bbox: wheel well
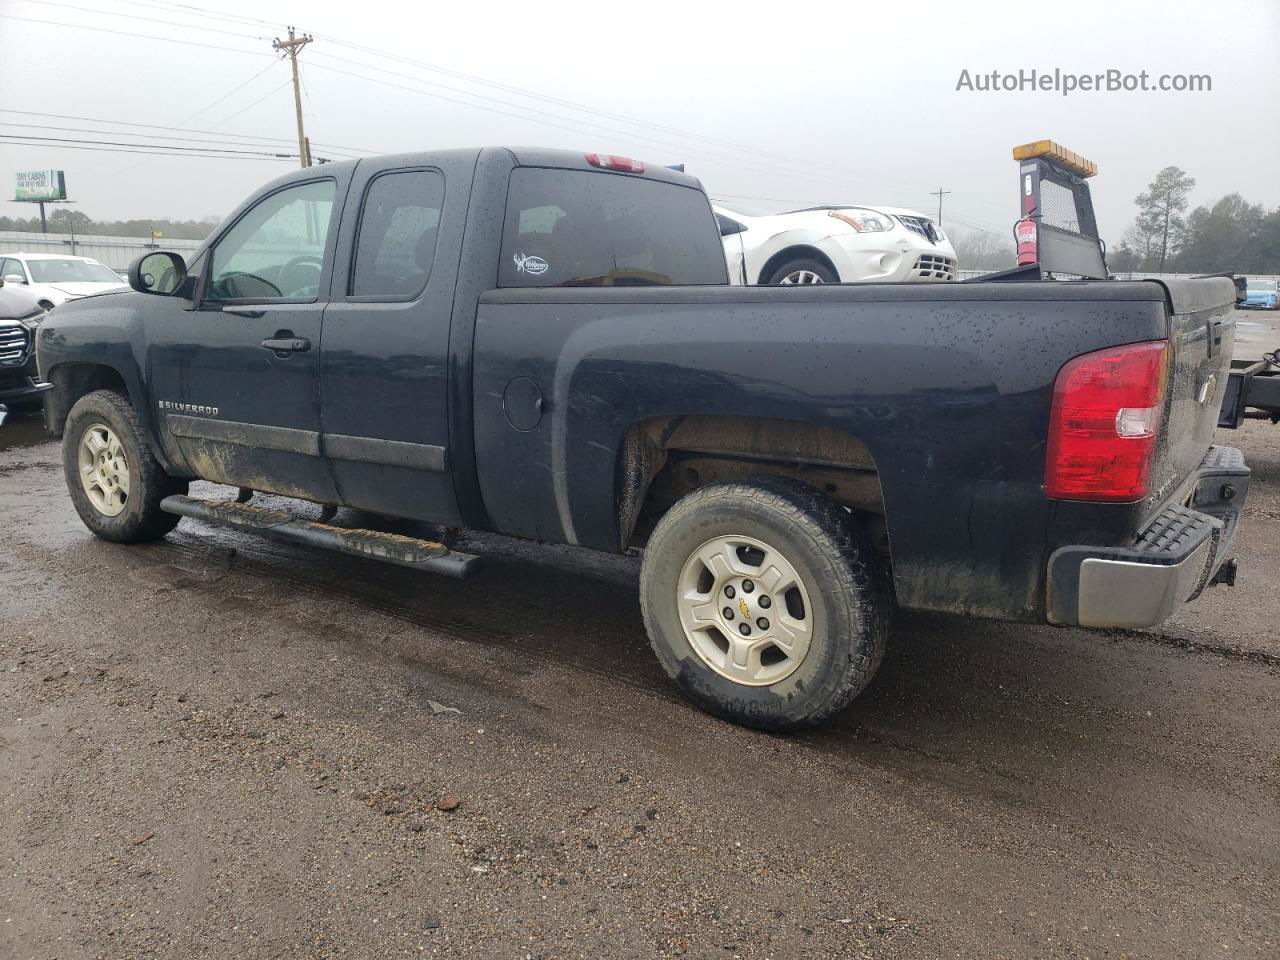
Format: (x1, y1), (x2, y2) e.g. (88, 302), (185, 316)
(45, 363), (128, 438)
(618, 414), (886, 550)
(758, 246), (839, 284)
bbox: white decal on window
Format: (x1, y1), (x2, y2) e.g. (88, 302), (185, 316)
(513, 252), (549, 276)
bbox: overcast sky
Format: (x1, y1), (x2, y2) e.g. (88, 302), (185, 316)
(1, 0), (1278, 247)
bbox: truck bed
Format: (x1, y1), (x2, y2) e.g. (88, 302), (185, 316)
(470, 277), (1236, 622)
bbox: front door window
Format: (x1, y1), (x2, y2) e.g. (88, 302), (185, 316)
(208, 180), (335, 302)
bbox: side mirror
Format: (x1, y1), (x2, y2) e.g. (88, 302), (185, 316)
(128, 251), (188, 296)
(3, 274), (26, 285)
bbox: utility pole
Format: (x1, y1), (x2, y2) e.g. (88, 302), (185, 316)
(273, 26), (313, 168)
(930, 187), (952, 226)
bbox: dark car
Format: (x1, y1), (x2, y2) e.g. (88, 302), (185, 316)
(0, 278), (49, 424)
(36, 147), (1249, 730)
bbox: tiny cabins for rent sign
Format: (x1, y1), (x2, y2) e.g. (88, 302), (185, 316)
(15, 170), (67, 202)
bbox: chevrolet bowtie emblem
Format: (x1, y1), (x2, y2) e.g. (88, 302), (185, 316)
(1198, 374), (1217, 405)
(738, 597), (750, 618)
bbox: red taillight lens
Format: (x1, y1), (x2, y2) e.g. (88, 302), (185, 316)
(1044, 340), (1169, 502)
(585, 153), (645, 174)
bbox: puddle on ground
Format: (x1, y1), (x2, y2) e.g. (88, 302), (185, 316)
(0, 411), (52, 452)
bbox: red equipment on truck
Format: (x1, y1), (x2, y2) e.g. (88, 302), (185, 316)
(1011, 140), (1107, 279)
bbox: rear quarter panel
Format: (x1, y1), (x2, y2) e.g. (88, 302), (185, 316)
(472, 282), (1171, 621)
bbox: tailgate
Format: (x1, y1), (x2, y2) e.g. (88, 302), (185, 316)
(1146, 276), (1237, 509)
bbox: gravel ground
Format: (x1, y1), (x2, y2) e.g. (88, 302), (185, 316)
(0, 311), (1277, 959)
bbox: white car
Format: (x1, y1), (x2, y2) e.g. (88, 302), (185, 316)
(714, 204), (958, 285)
(0, 253), (127, 310)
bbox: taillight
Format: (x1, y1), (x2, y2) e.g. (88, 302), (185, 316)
(585, 153), (645, 174)
(1044, 340), (1169, 502)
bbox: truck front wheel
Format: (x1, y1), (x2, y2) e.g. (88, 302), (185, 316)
(62, 389), (187, 543)
(639, 478), (887, 730)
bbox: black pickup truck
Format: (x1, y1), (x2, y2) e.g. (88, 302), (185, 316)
(36, 147), (1248, 729)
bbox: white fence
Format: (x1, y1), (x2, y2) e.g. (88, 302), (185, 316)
(956, 269), (1280, 284)
(0, 231), (204, 272)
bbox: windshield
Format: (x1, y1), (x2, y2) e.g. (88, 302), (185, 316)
(1248, 279), (1278, 292)
(26, 259), (122, 284)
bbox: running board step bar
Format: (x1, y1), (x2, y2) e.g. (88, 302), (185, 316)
(160, 495), (483, 578)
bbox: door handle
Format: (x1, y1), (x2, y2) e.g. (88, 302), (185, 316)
(261, 335), (311, 355)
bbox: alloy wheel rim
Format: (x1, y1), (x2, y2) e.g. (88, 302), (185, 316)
(676, 534), (814, 686)
(78, 422), (130, 517)
(780, 270), (825, 284)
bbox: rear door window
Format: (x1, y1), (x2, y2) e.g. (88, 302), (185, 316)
(350, 169), (446, 299)
(498, 168), (726, 287)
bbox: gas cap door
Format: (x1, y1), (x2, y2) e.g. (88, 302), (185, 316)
(502, 377), (544, 432)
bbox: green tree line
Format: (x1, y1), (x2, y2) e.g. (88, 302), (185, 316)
(0, 208), (218, 241)
(1111, 166), (1280, 275)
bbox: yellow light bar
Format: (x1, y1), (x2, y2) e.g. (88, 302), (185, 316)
(1012, 140), (1098, 178)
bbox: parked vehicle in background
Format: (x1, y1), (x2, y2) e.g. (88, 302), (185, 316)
(714, 204), (958, 284)
(1240, 278), (1279, 309)
(0, 253), (127, 311)
(0, 276), (50, 413)
(38, 147), (1247, 730)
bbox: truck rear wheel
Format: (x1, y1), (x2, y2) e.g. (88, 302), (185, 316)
(639, 477), (887, 730)
(62, 389), (187, 543)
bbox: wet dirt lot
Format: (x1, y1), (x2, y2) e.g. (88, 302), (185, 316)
(1, 312), (1277, 959)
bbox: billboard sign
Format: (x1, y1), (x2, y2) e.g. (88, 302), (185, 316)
(15, 170), (67, 202)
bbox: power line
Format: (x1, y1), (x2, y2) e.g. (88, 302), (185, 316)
(0, 109), (374, 155)
(945, 219), (1011, 239)
(108, 0), (899, 189)
(0, 137), (296, 162)
(311, 43), (808, 167)
(0, 120), (363, 160)
(0, 12), (271, 58)
(0, 133), (298, 158)
(22, 0), (268, 42)
(203, 79), (295, 132)
(304, 38), (950, 201)
(94, 0), (847, 171)
(302, 59), (889, 198)
(15, 0), (985, 216)
(107, 0), (283, 31)
(175, 60), (281, 126)
(16, 1), (942, 204)
(296, 52), (944, 203)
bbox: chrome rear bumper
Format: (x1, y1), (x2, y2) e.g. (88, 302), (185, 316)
(1047, 446), (1248, 628)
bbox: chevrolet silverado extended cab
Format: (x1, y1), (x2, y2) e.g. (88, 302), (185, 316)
(37, 147), (1248, 729)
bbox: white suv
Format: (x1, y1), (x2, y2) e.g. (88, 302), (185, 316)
(715, 204), (958, 285)
(0, 253), (127, 310)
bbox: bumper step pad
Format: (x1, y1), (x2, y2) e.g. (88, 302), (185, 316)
(1047, 445), (1249, 628)
(160, 495), (482, 578)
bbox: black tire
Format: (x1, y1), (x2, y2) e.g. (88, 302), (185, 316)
(639, 477), (888, 730)
(62, 389), (187, 543)
(765, 258), (837, 285)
